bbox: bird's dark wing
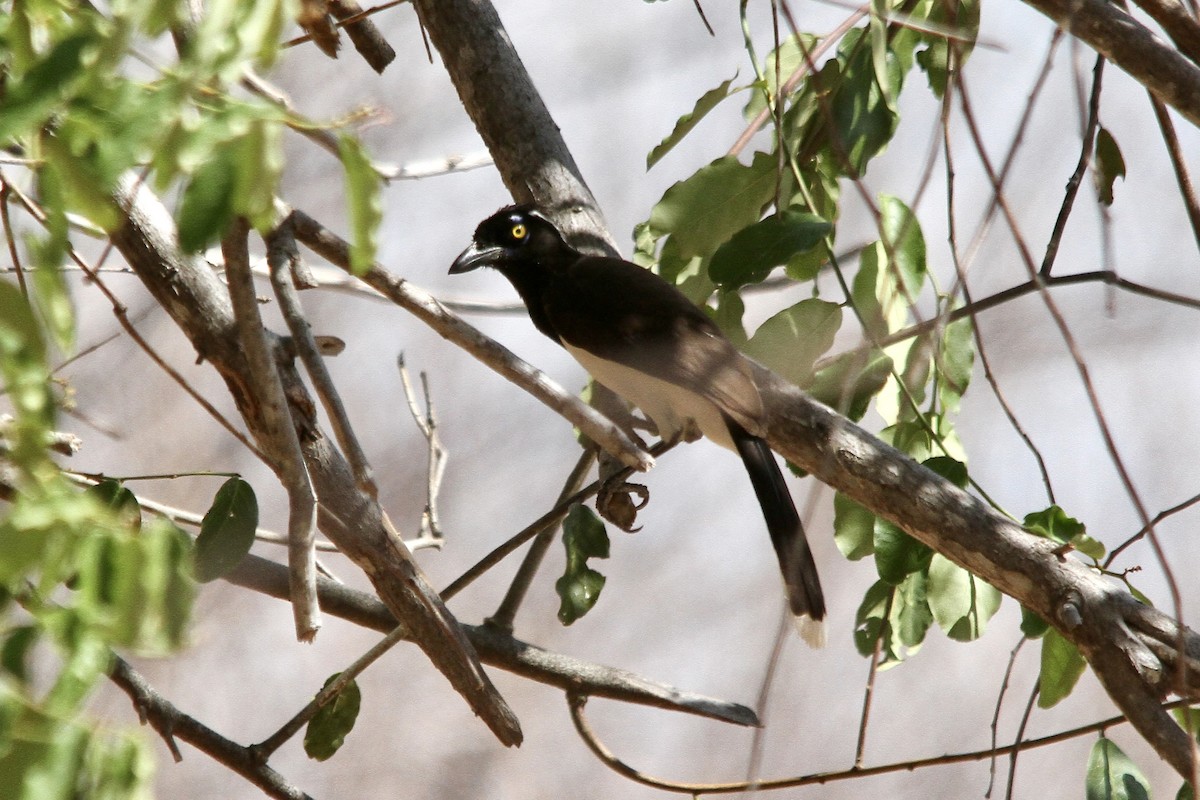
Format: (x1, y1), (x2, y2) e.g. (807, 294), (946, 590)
(541, 255), (764, 430)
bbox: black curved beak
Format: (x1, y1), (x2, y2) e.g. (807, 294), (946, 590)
(449, 242), (502, 274)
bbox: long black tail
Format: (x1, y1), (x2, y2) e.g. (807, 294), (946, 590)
(726, 416), (826, 634)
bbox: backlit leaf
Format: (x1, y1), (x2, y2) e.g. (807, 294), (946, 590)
(1086, 737), (1150, 800)
(555, 504), (609, 625)
(708, 210), (830, 289)
(193, 478), (258, 582)
(1038, 627), (1086, 708)
(927, 553), (1001, 641)
(305, 673), (362, 761)
(648, 76), (738, 169)
(339, 135), (382, 275)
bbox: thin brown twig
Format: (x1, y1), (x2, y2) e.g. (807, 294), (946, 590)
(440, 440), (674, 602)
(1039, 54), (1106, 278)
(1002, 684), (1041, 800)
(397, 353), (447, 548)
(1149, 94), (1200, 257)
(985, 637), (1028, 798)
(0, 180), (29, 297)
(567, 691), (1190, 795)
(109, 656), (313, 800)
(487, 448), (595, 632)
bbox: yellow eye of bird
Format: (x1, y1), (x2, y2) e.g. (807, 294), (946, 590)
(511, 223), (527, 241)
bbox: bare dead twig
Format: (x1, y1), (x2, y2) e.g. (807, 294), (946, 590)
(109, 656), (314, 800)
(224, 550), (760, 727)
(396, 354), (446, 548)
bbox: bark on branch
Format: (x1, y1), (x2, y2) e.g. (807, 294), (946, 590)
(416, 0), (1200, 778)
(108, 175), (522, 747)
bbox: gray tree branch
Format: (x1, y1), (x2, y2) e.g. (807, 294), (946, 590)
(108, 175), (522, 747)
(224, 551), (760, 727)
(413, 0), (1200, 778)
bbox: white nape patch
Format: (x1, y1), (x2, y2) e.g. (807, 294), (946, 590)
(563, 343), (735, 451)
(794, 615), (827, 649)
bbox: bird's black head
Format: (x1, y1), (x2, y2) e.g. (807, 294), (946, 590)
(449, 205), (570, 275)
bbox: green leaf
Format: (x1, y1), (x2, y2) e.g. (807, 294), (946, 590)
(0, 34), (92, 141)
(833, 493), (876, 560)
(233, 116), (284, 231)
(708, 210), (830, 289)
(339, 135), (382, 275)
(926, 553), (1001, 641)
(938, 314), (975, 413)
(647, 152), (777, 259)
(1178, 783), (1194, 800)
(853, 574), (930, 666)
(913, 0), (980, 97)
(745, 33), (820, 119)
(648, 76), (738, 169)
(1020, 605), (1050, 638)
(923, 455), (968, 488)
(304, 673), (362, 761)
(85, 480), (141, 532)
(0, 627), (39, 685)
(828, 30), (902, 176)
(874, 522), (931, 585)
(1086, 737), (1150, 800)
(193, 478), (258, 582)
(808, 348), (893, 420)
(1094, 127), (1126, 206)
(555, 504), (610, 625)
(177, 149), (238, 253)
(743, 298), (841, 386)
(1038, 627), (1087, 708)
(1025, 505), (1105, 560)
(879, 195), (927, 299)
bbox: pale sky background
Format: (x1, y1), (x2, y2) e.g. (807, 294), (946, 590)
(71, 0), (1200, 797)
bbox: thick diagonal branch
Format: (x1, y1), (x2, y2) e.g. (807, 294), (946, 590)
(108, 175), (521, 747)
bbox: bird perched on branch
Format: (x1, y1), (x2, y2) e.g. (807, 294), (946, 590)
(450, 204), (825, 645)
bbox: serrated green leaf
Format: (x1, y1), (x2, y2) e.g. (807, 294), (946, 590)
(338, 135), (382, 275)
(927, 553), (1001, 641)
(193, 478), (258, 582)
(555, 504), (610, 624)
(304, 673), (362, 761)
(1038, 627), (1087, 708)
(177, 149), (238, 253)
(1086, 737), (1150, 800)
(708, 210), (830, 289)
(648, 76), (738, 169)
(1094, 127), (1126, 206)
(647, 152), (777, 259)
(744, 298), (841, 386)
(874, 522), (931, 585)
(834, 492), (876, 560)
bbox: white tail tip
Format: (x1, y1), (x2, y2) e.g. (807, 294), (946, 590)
(794, 615), (826, 648)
